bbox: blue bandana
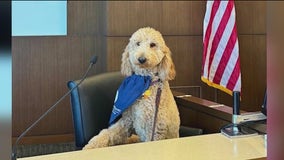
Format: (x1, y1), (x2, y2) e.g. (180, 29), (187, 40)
(109, 74), (151, 125)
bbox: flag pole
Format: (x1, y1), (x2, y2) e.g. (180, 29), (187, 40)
(221, 91), (257, 138)
(202, 0), (266, 138)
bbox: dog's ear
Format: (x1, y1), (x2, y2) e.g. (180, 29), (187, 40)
(159, 46), (176, 81)
(121, 44), (133, 76)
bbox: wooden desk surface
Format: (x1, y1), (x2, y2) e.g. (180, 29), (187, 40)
(19, 133), (266, 160)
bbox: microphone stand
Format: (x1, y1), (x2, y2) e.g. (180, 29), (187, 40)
(12, 55), (98, 160)
(221, 91), (258, 138)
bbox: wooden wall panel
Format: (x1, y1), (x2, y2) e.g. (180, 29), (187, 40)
(235, 1), (266, 34)
(12, 36), (101, 136)
(106, 1), (162, 36)
(68, 1), (106, 36)
(106, 37), (129, 72)
(13, 1), (107, 138)
(13, 37), (70, 136)
(161, 1), (205, 35)
(107, 1), (205, 36)
(243, 35), (266, 108)
(164, 36), (203, 86)
(67, 1), (107, 73)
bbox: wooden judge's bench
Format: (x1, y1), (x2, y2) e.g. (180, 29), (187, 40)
(19, 91), (267, 160)
(172, 90), (257, 134)
(19, 133), (266, 160)
(175, 91), (235, 133)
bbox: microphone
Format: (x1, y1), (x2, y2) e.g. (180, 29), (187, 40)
(90, 55), (98, 64)
(12, 55), (98, 160)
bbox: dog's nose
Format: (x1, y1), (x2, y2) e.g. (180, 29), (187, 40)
(138, 57), (147, 64)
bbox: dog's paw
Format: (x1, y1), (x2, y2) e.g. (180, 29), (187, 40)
(82, 143), (97, 150)
(82, 129), (110, 150)
(125, 134), (140, 144)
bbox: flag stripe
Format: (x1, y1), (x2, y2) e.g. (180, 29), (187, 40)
(227, 56), (240, 90)
(212, 23), (237, 84)
(201, 0), (241, 95)
(204, 1), (227, 79)
(202, 1), (221, 75)
(203, 1), (214, 41)
(208, 7), (236, 82)
(207, 1), (233, 78)
(220, 40), (239, 86)
(204, 1), (229, 79)
(233, 74), (241, 91)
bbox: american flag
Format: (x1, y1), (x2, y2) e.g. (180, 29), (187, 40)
(201, 0), (241, 95)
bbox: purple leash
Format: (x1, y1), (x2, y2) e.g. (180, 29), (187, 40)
(151, 86), (162, 141)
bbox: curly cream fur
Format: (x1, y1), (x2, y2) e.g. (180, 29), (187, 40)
(83, 27), (180, 149)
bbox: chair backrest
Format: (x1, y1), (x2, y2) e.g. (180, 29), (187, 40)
(67, 71), (124, 149)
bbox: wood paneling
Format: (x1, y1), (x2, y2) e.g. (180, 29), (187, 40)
(68, 1), (106, 36)
(235, 1), (266, 34)
(164, 36), (203, 86)
(12, 36), (101, 136)
(161, 1), (205, 35)
(13, 2), (107, 138)
(67, 1), (107, 73)
(106, 1), (162, 36)
(107, 1), (205, 36)
(13, 37), (68, 136)
(106, 37), (129, 72)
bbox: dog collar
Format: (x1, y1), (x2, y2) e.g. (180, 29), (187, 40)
(143, 77), (162, 99)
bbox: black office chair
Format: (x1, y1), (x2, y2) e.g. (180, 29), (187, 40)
(67, 71), (202, 150)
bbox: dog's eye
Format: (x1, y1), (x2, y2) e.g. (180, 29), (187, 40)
(150, 42), (156, 48)
(136, 42), (140, 46)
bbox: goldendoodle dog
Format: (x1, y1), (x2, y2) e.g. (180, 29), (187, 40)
(83, 27), (180, 149)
